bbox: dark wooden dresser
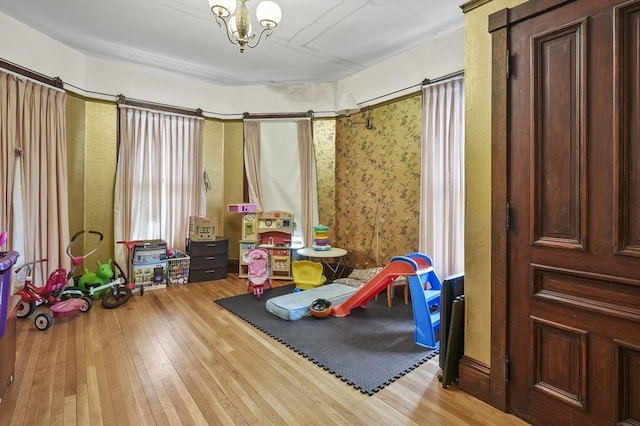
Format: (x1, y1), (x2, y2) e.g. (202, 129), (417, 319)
(186, 238), (228, 282)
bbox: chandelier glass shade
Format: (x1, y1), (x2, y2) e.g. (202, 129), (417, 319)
(209, 0), (282, 52)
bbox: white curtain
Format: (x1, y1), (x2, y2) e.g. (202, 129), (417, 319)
(114, 106), (205, 266)
(297, 120), (319, 248)
(243, 118), (318, 246)
(243, 120), (263, 212)
(0, 71), (69, 286)
(420, 77), (465, 278)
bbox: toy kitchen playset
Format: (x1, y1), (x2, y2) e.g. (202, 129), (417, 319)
(230, 205), (301, 280)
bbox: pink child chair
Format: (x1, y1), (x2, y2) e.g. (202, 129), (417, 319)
(246, 248), (272, 298)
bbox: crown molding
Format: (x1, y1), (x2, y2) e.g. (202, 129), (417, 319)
(460, 0), (493, 14)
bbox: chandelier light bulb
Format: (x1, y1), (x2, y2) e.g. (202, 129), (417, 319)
(256, 1), (282, 28)
(209, 0), (236, 17)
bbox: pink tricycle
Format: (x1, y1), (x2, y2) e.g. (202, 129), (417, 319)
(14, 230), (101, 330)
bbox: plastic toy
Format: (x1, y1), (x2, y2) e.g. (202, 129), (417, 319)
(331, 252), (443, 349)
(15, 260), (93, 330)
(309, 298), (332, 318)
(13, 230), (101, 331)
(66, 259), (132, 309)
(312, 225), (331, 250)
(292, 260), (326, 290)
(78, 259), (114, 299)
(246, 248), (272, 298)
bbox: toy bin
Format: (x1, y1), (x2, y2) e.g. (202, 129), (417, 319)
(0, 251), (19, 338)
(167, 254), (190, 284)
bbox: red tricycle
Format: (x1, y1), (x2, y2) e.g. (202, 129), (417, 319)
(14, 230), (102, 330)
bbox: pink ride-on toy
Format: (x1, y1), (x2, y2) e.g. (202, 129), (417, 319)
(14, 230), (101, 330)
(246, 248), (272, 299)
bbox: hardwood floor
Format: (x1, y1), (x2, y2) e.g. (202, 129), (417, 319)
(0, 275), (528, 425)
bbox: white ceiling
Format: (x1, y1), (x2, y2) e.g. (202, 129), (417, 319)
(0, 0), (464, 87)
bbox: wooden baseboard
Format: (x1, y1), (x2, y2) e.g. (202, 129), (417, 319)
(228, 259), (239, 273)
(458, 356), (491, 405)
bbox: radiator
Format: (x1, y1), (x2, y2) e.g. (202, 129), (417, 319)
(438, 273), (465, 388)
(440, 295), (465, 388)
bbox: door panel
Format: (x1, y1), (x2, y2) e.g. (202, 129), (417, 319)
(530, 20), (586, 250)
(615, 2), (640, 257)
(507, 0), (640, 424)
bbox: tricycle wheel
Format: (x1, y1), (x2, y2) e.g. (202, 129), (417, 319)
(16, 300), (35, 318)
(79, 297), (93, 313)
(102, 286), (132, 309)
(34, 312), (53, 330)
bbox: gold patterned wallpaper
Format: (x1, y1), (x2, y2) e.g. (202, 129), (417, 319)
(333, 94), (422, 269)
(312, 118), (336, 231)
(65, 95), (86, 247)
(221, 120), (244, 261)
(65, 95), (118, 264)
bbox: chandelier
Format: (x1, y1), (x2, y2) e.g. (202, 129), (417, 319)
(209, 0), (282, 53)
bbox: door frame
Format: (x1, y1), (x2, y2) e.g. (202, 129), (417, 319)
(488, 0), (576, 413)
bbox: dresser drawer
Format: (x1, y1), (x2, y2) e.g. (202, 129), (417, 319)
(190, 254), (227, 269)
(187, 239), (228, 256)
(189, 267), (228, 282)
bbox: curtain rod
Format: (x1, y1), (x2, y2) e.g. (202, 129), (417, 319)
(0, 59), (63, 89)
(360, 83), (421, 105)
(422, 70), (465, 86)
(243, 111), (314, 120)
(117, 94), (203, 118)
(358, 69), (464, 106)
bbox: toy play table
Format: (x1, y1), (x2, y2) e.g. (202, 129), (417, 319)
(297, 247), (347, 280)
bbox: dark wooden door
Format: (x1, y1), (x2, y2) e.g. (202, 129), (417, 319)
(506, 0), (640, 423)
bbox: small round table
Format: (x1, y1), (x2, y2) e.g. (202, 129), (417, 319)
(296, 247), (347, 280)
